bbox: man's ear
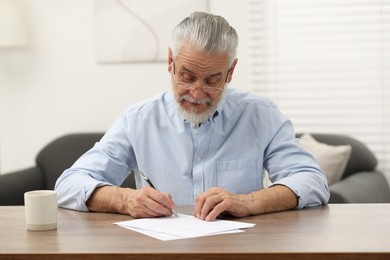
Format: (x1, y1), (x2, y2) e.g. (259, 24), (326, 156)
(168, 48), (174, 73)
(226, 58), (238, 83)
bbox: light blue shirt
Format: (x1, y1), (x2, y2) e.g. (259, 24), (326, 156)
(55, 88), (329, 211)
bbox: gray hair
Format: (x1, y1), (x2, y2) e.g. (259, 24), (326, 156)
(171, 12), (238, 67)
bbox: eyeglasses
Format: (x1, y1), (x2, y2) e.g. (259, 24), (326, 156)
(174, 81), (225, 94)
(173, 62), (229, 94)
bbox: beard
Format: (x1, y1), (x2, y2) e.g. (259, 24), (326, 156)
(175, 94), (217, 126)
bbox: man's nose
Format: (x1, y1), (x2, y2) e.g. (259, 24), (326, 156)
(189, 82), (207, 99)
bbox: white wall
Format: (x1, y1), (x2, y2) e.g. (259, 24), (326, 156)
(0, 0), (249, 173)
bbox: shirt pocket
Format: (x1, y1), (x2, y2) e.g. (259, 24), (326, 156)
(216, 158), (260, 194)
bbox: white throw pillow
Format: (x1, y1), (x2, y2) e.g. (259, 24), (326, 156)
(299, 134), (352, 185)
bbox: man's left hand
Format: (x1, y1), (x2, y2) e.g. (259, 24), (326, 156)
(193, 187), (253, 221)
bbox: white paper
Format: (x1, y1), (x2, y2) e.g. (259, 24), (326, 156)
(114, 213), (255, 241)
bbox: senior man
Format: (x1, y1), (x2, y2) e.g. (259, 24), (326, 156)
(55, 11), (329, 221)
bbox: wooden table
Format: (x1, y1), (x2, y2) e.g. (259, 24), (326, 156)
(1, 204), (389, 259)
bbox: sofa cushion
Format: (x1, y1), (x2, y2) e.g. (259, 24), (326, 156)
(298, 133), (378, 179)
(299, 133), (352, 185)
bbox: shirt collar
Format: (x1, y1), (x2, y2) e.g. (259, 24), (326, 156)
(213, 89), (229, 122)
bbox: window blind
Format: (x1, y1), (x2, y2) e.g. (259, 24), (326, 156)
(248, 0), (390, 178)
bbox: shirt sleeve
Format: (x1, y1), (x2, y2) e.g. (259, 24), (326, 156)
(263, 103), (330, 208)
(54, 109), (136, 211)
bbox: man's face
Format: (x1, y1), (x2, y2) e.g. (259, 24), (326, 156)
(168, 46), (236, 125)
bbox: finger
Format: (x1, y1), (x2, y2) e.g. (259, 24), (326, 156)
(130, 187), (173, 217)
(129, 196), (166, 218)
(194, 188), (224, 219)
(159, 192), (177, 211)
(145, 188), (176, 216)
(132, 205), (165, 218)
(204, 201), (227, 221)
(200, 194), (223, 220)
(193, 192), (207, 218)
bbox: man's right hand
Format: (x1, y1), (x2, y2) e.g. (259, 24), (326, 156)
(86, 186), (176, 218)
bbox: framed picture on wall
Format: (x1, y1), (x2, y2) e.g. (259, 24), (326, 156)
(94, 0), (209, 63)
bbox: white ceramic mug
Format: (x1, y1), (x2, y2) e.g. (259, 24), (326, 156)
(24, 190), (58, 231)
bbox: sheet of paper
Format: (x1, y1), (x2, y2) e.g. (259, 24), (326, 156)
(118, 225), (244, 241)
(114, 213), (255, 241)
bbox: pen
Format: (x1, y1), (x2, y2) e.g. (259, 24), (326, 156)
(139, 171), (179, 217)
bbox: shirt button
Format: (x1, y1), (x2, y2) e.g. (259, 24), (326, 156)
(197, 157), (202, 161)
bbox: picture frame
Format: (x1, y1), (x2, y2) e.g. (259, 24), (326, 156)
(94, 0), (209, 63)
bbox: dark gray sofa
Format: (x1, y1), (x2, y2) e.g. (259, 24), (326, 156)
(0, 133), (135, 205)
(1, 133), (389, 205)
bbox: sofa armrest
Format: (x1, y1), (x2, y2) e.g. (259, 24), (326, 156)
(0, 167), (45, 205)
(329, 171), (390, 203)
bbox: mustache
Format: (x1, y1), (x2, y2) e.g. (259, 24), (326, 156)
(179, 95), (212, 105)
